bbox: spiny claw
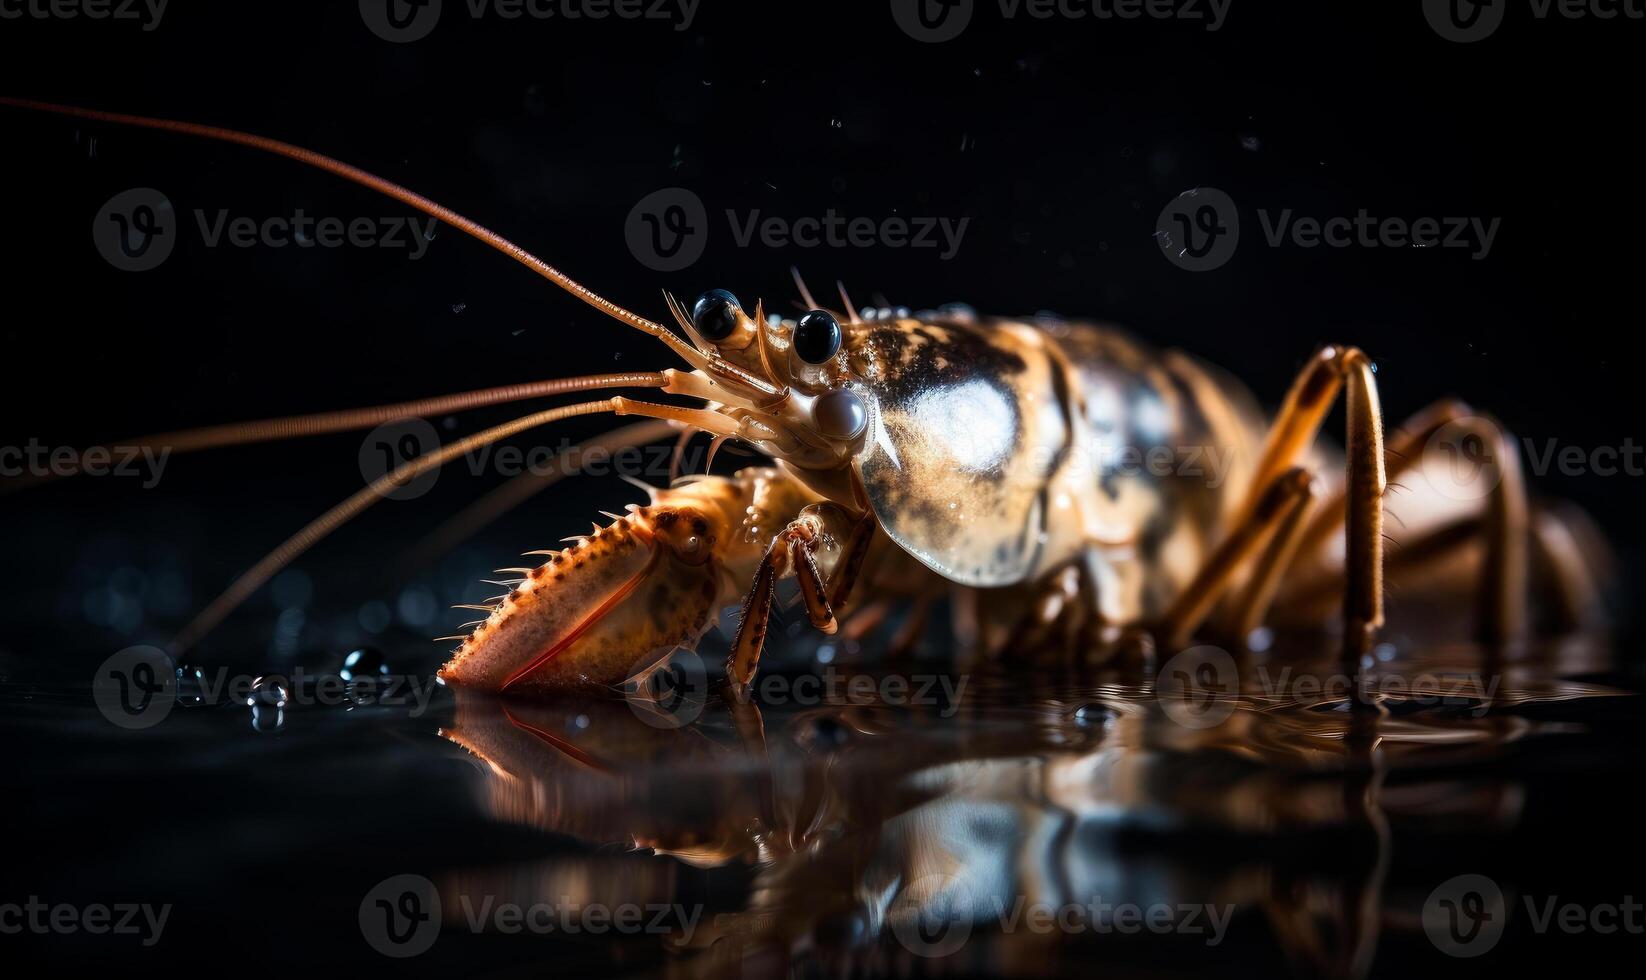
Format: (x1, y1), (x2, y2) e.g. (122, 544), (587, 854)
(438, 481), (750, 693)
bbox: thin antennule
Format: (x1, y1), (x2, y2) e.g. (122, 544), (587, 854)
(131, 373), (667, 455)
(169, 397), (738, 652)
(400, 420), (674, 572)
(752, 298), (784, 382)
(0, 97), (706, 366)
(662, 291), (712, 351)
(790, 266), (821, 310)
(836, 282), (860, 324)
(0, 372), (669, 493)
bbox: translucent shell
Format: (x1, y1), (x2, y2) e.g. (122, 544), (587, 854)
(853, 318), (1069, 586)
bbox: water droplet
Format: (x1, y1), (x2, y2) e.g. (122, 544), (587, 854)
(246, 675), (290, 708)
(340, 647), (390, 683)
(251, 704), (285, 734)
(1072, 703), (1112, 728)
(175, 665), (208, 706)
(806, 716), (851, 749)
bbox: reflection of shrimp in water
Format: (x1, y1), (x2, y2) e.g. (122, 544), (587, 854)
(0, 97), (1609, 696)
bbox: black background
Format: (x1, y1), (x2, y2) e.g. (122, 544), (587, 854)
(2, 3), (1645, 977)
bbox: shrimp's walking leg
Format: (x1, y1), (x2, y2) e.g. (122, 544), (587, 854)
(1212, 346), (1388, 665)
(1002, 564), (1084, 662)
(727, 506), (876, 698)
(1218, 481), (1320, 644)
(1283, 400), (1528, 644)
(1530, 504), (1606, 631)
(827, 509), (878, 615)
(1157, 468), (1319, 651)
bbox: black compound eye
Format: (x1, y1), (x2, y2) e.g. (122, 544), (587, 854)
(794, 310), (842, 364)
(691, 289), (742, 342)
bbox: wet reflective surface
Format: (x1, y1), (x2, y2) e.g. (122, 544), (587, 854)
(7, 627), (1645, 976)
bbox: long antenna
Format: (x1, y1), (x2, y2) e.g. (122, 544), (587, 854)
(0, 97), (705, 365)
